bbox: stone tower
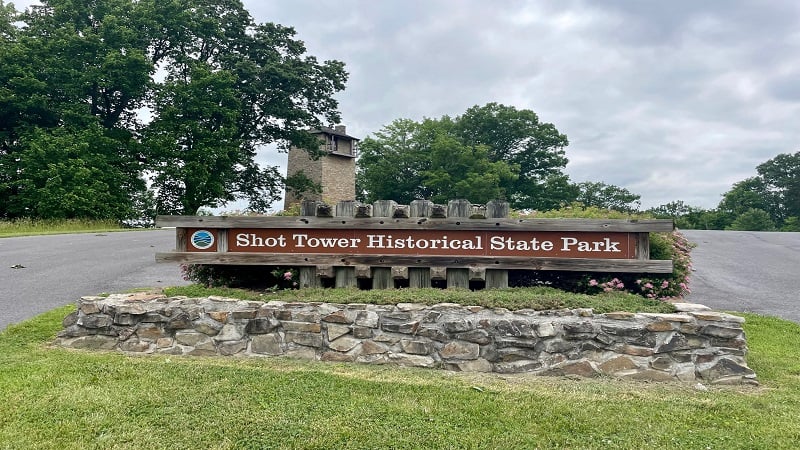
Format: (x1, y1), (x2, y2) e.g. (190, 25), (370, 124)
(284, 125), (359, 209)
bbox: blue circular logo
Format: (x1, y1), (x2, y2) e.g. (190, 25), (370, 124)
(190, 230), (215, 250)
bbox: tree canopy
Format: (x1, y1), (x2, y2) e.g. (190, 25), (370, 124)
(0, 0), (347, 218)
(356, 103), (572, 209)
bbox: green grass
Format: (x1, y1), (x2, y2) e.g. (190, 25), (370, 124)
(164, 285), (677, 314)
(0, 218), (124, 237)
(1, 306), (799, 448)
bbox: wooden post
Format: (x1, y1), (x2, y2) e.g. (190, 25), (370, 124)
(335, 267), (357, 288)
(446, 199), (470, 289)
(485, 200), (510, 289)
(371, 200), (397, 289)
(372, 200), (398, 218)
(409, 200), (433, 288)
(298, 200), (320, 289)
(176, 228), (188, 252)
(636, 233), (650, 260)
(332, 201), (358, 288)
(300, 200), (318, 217)
(409, 199), (432, 218)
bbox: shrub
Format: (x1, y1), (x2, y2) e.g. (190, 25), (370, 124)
(513, 205), (694, 300)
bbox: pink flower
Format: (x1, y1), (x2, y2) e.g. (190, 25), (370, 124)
(589, 279), (598, 287)
(644, 282), (653, 289)
(616, 282), (624, 289)
(661, 280), (669, 289)
(283, 271), (293, 280)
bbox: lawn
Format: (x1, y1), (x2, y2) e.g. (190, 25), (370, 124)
(1, 305), (798, 449)
(0, 218), (124, 238)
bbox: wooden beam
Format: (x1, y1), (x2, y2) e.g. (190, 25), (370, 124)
(156, 252), (674, 273)
(155, 216), (674, 232)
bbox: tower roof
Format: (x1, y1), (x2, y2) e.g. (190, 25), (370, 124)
(310, 126), (360, 141)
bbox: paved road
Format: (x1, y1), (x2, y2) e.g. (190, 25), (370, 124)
(0, 230), (188, 331)
(683, 230), (800, 323)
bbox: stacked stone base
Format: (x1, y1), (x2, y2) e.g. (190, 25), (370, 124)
(55, 294), (757, 384)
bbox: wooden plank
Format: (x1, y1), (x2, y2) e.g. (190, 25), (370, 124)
(447, 200), (471, 289)
(409, 200), (433, 218)
(371, 267), (392, 289)
(486, 200), (510, 219)
(336, 200), (358, 218)
(485, 270), (508, 289)
(409, 268), (431, 287)
(372, 200), (397, 218)
(300, 200), (321, 289)
(636, 233), (650, 260)
(217, 229), (228, 253)
(176, 228), (188, 252)
(447, 199), (471, 218)
(300, 200), (318, 216)
(156, 252), (674, 273)
(447, 269), (470, 289)
(409, 200), (432, 288)
(335, 267), (357, 288)
(485, 200), (509, 289)
(156, 216), (674, 232)
(299, 267), (320, 288)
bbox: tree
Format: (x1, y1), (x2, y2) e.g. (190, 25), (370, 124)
(422, 133), (517, 204)
(573, 181), (641, 213)
(0, 0), (347, 218)
(646, 201), (721, 229)
(357, 104), (570, 208)
(726, 208), (776, 231)
(356, 119), (433, 203)
(453, 103), (571, 209)
(755, 151), (800, 223)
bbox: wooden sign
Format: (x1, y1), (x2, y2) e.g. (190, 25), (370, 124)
(186, 228), (638, 259)
(160, 215), (674, 274)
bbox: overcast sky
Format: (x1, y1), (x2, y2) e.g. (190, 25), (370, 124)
(241, 0), (800, 210)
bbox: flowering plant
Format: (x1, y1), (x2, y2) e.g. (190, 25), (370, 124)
(582, 231), (694, 300)
(269, 267), (299, 290)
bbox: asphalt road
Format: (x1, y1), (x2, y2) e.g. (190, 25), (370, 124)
(1, 229), (798, 331)
(0, 230), (188, 331)
(683, 230), (800, 323)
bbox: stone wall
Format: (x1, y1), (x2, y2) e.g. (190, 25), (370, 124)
(55, 294), (757, 385)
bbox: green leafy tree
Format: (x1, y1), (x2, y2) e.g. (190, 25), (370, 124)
(726, 208), (776, 231)
(0, 0), (347, 218)
(357, 104), (569, 207)
(646, 201), (720, 230)
(422, 134), (517, 204)
(356, 119), (433, 203)
(718, 177), (769, 216)
(755, 151), (800, 223)
(453, 103), (571, 209)
(574, 181), (641, 213)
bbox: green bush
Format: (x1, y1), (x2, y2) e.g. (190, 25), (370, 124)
(514, 205), (693, 300)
